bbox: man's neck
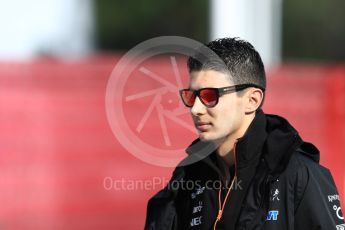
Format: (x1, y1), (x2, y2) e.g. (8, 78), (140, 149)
(216, 137), (236, 166)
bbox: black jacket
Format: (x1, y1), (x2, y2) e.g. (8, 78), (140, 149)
(145, 110), (344, 229)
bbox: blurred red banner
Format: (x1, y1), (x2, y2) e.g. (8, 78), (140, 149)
(0, 57), (344, 229)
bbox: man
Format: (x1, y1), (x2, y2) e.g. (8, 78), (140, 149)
(145, 38), (344, 229)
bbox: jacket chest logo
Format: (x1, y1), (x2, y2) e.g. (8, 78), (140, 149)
(190, 186), (205, 227)
(266, 210), (279, 221)
(270, 188), (280, 201)
(267, 179), (280, 221)
(191, 186), (205, 199)
(269, 179), (280, 202)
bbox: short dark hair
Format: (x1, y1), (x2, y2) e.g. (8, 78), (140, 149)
(187, 37), (266, 91)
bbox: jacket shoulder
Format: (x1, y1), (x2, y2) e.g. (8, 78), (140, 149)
(280, 145), (334, 212)
(288, 147), (344, 228)
(294, 146), (334, 182)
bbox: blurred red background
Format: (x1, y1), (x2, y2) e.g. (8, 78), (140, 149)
(0, 56), (344, 229)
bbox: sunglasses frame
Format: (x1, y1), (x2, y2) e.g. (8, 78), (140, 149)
(179, 83), (264, 108)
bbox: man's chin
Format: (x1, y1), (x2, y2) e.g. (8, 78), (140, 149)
(199, 132), (226, 144)
(199, 133), (215, 142)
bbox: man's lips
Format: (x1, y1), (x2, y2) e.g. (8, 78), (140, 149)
(195, 122), (212, 131)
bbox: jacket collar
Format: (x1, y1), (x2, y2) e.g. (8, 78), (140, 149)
(185, 109), (309, 176)
(235, 109), (267, 168)
(263, 114), (303, 174)
(184, 109), (267, 178)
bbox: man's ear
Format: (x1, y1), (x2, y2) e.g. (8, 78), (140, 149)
(245, 88), (264, 113)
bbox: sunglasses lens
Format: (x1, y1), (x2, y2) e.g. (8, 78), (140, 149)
(180, 90), (196, 107)
(200, 89), (218, 107)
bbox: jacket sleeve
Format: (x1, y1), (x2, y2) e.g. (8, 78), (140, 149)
(144, 167), (185, 230)
(145, 186), (178, 230)
(294, 156), (344, 229)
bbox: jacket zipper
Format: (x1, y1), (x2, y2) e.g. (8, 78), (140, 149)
(213, 141), (238, 230)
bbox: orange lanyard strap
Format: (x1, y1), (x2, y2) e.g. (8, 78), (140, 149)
(213, 142), (238, 230)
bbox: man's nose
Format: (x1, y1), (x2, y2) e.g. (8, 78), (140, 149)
(191, 96), (207, 116)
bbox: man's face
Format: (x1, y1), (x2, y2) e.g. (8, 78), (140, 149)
(189, 70), (247, 142)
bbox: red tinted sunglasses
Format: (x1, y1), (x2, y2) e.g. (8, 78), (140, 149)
(179, 83), (264, 108)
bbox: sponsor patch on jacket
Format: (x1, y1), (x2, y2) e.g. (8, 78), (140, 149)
(266, 210), (279, 221)
(328, 194), (340, 203)
(190, 216), (202, 227)
(336, 224), (345, 230)
(333, 205), (344, 220)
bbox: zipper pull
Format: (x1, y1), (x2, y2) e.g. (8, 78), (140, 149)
(216, 209), (223, 220)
